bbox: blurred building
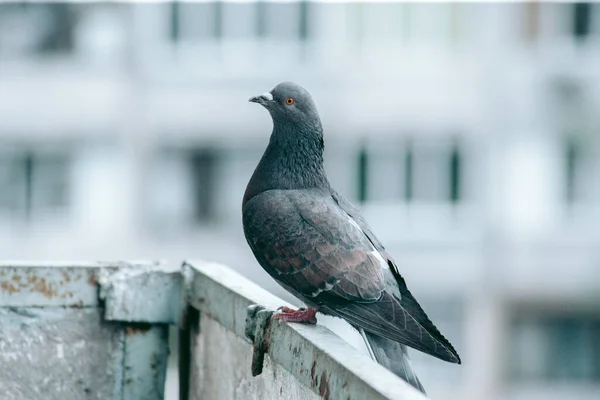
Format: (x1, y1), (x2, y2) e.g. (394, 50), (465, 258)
(0, 2), (599, 400)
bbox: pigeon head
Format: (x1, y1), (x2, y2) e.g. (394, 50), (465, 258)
(243, 81), (329, 207)
(249, 81), (321, 128)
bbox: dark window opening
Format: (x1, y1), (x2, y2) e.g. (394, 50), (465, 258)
(169, 1), (222, 42)
(299, 0), (309, 40)
(169, 1), (180, 42)
(36, 4), (77, 54)
(0, 151), (70, 220)
(404, 142), (414, 202)
(509, 311), (600, 382)
(357, 146), (368, 203)
(565, 137), (579, 204)
(256, 1), (266, 38)
(213, 1), (223, 39)
(188, 148), (219, 223)
(573, 2), (592, 40)
(23, 152), (34, 220)
(449, 143), (462, 203)
(523, 2), (540, 43)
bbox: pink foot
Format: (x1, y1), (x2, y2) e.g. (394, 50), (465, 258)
(273, 307), (318, 324)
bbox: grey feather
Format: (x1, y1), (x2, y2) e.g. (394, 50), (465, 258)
(362, 329), (426, 394)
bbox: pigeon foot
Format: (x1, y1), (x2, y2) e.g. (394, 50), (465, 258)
(273, 306), (318, 324)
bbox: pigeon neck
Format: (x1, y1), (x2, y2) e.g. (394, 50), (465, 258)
(243, 123), (329, 208)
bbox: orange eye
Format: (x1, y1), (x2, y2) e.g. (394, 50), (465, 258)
(285, 97), (295, 105)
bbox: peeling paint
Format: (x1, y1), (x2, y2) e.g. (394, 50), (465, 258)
(0, 267), (101, 307)
(0, 281), (19, 294)
(0, 263), (160, 309)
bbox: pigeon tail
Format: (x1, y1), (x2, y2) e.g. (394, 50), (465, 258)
(361, 329), (426, 395)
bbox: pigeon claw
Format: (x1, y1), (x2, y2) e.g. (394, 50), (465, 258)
(273, 306), (318, 324)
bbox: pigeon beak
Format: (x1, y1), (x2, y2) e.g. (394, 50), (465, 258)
(249, 92), (274, 106)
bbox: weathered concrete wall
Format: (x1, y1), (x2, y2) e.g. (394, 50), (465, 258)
(0, 262), (172, 400)
(189, 314), (319, 400)
(0, 307), (123, 400)
(185, 261), (428, 400)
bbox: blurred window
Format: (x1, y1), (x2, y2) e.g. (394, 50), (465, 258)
(573, 2), (592, 40)
(403, 141), (414, 202)
(509, 311), (600, 382)
(169, 1), (223, 42)
(449, 142), (462, 204)
(358, 138), (464, 204)
(449, 3), (461, 42)
(565, 136), (579, 205)
(188, 147), (220, 224)
(522, 2), (540, 43)
(405, 139), (463, 204)
(357, 145), (368, 203)
(563, 135), (599, 205)
(256, 0), (307, 40)
(0, 150), (70, 220)
(0, 3), (77, 56)
(346, 3), (364, 43)
(146, 146), (221, 232)
(168, 1), (311, 42)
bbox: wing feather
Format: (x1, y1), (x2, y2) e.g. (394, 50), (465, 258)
(243, 188), (461, 364)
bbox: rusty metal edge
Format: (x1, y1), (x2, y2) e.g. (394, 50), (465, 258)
(185, 260), (428, 400)
(0, 261), (163, 308)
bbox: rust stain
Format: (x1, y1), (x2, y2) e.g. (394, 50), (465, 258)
(1, 281), (19, 294)
(319, 371), (331, 400)
(125, 324), (152, 336)
(59, 291), (75, 300)
(31, 277), (58, 299)
(87, 272), (97, 287)
(1, 270), (86, 301)
(61, 271), (71, 283)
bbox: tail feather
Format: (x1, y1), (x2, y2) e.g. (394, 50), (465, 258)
(361, 329), (426, 395)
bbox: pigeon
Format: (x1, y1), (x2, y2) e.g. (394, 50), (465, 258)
(242, 82), (461, 394)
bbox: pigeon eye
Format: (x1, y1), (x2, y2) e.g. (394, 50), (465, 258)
(285, 97), (295, 105)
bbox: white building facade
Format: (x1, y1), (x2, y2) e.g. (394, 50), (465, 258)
(0, 3), (599, 400)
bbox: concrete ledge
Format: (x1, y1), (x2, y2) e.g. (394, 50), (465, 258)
(185, 260), (428, 400)
(0, 261), (126, 308)
(0, 261), (182, 324)
(0, 261), (171, 400)
(98, 262), (182, 324)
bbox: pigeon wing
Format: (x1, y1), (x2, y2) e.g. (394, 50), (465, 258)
(243, 189), (460, 363)
(243, 189), (385, 302)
